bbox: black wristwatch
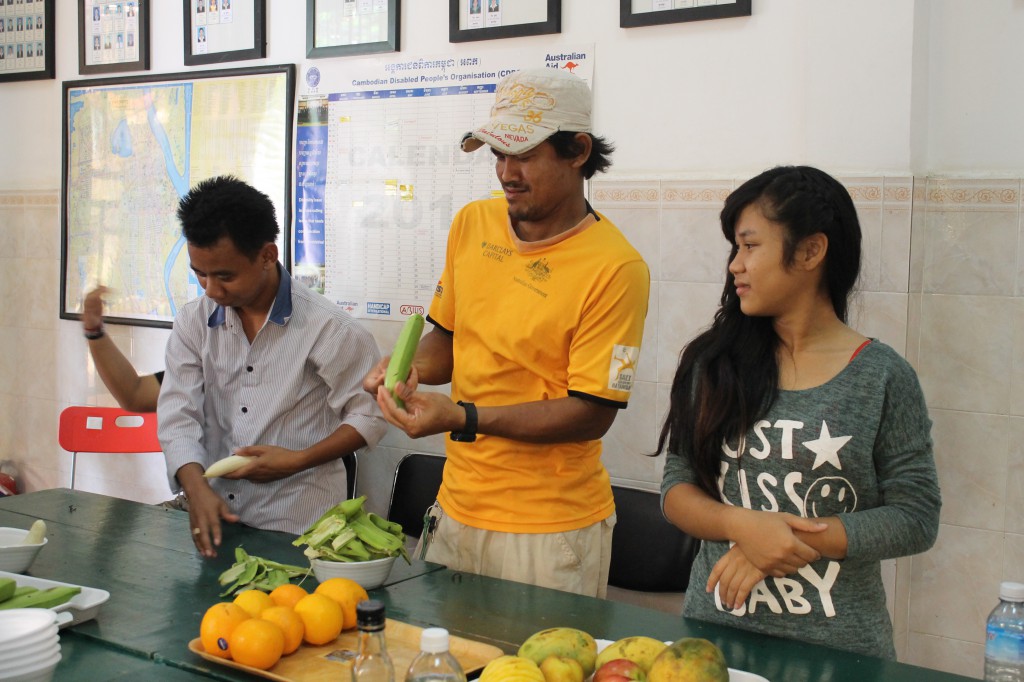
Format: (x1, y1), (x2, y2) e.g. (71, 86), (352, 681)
(450, 401), (477, 443)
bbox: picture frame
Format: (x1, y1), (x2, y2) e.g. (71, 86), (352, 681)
(620, 0), (751, 28)
(306, 0), (400, 59)
(60, 64), (295, 328)
(78, 0), (149, 75)
(449, 0), (560, 43)
(0, 0), (54, 83)
(183, 0), (265, 66)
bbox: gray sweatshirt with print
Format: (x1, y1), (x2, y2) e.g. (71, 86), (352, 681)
(661, 340), (941, 659)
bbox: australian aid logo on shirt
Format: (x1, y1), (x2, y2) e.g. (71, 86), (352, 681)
(713, 419), (857, 620)
(607, 344), (639, 392)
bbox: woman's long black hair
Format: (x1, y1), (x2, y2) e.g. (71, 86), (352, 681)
(656, 166), (862, 500)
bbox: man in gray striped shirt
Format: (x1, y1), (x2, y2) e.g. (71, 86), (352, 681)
(157, 176), (388, 558)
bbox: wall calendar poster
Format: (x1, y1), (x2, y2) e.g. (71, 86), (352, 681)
(293, 45), (594, 321)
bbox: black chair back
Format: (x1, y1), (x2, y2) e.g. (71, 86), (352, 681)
(387, 453), (445, 539)
(341, 452), (357, 499)
(608, 485), (700, 592)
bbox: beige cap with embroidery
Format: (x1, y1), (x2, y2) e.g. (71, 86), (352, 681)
(461, 67), (592, 155)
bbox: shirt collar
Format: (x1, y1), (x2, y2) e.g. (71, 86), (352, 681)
(207, 263), (292, 328)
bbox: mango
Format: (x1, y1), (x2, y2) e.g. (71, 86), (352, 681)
(518, 628), (598, 677)
(595, 637), (668, 673)
(539, 655), (585, 682)
(480, 655), (546, 682)
(647, 638), (728, 682)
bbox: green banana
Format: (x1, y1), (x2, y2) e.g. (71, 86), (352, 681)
(0, 586), (80, 610)
(12, 586), (38, 599)
(337, 539), (372, 561)
(368, 512), (404, 536)
(384, 313), (424, 409)
(0, 577), (15, 602)
(349, 511), (404, 553)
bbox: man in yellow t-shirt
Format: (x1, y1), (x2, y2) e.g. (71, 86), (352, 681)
(364, 67), (649, 597)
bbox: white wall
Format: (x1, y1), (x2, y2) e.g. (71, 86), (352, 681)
(925, 0), (1024, 174)
(1, 0), (926, 192)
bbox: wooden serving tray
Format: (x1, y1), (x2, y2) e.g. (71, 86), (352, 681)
(189, 618), (504, 682)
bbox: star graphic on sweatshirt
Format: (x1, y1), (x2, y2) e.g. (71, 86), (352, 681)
(802, 421), (851, 470)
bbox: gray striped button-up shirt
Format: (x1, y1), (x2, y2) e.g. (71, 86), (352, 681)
(158, 266), (388, 534)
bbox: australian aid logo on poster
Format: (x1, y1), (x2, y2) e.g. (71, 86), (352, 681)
(292, 44), (594, 322)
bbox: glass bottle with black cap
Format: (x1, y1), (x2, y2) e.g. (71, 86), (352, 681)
(352, 599), (395, 682)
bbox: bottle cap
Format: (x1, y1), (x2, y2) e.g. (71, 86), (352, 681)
(1001, 582), (1024, 601)
(356, 599), (387, 629)
(420, 627), (450, 653)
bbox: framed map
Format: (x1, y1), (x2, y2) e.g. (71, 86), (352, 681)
(60, 64), (294, 327)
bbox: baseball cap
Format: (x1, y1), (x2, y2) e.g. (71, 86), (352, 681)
(461, 67), (592, 155)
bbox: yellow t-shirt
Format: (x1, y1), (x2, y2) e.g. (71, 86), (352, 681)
(429, 198), (650, 533)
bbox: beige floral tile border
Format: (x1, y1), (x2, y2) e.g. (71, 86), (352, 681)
(662, 180), (733, 209)
(922, 178), (1019, 212)
(592, 177), (918, 210)
(590, 180), (660, 206)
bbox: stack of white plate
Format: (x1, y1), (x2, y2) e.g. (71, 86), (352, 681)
(0, 609), (61, 682)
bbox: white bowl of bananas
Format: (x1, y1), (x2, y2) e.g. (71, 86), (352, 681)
(310, 555), (397, 589)
(296, 496), (408, 590)
(0, 521), (47, 574)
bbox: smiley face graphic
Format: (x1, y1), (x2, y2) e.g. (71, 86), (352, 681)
(803, 476), (858, 517)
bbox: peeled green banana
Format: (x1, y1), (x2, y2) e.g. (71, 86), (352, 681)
(22, 519), (47, 545)
(384, 313), (424, 409)
(204, 454), (252, 478)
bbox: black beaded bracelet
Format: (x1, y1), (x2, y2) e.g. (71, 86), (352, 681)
(83, 325), (105, 340)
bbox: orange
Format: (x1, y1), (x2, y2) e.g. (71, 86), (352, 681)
(314, 577), (369, 631)
(269, 583), (309, 609)
(228, 618), (285, 670)
(233, 589), (275, 618)
(199, 602), (251, 659)
(261, 605), (305, 655)
(293, 593), (344, 645)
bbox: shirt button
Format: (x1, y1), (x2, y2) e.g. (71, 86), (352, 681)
(241, 406), (248, 414)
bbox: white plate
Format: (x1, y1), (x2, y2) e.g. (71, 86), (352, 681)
(594, 639), (769, 682)
(0, 570), (110, 629)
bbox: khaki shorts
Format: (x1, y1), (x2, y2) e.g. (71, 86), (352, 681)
(416, 503), (616, 598)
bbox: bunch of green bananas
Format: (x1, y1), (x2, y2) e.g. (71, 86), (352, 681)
(293, 495), (410, 564)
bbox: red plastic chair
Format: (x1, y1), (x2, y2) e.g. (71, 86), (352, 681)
(58, 406), (161, 489)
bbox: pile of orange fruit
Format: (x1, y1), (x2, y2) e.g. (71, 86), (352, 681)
(199, 577), (369, 670)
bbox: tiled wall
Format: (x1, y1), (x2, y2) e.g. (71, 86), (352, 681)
(1, 175), (1014, 678)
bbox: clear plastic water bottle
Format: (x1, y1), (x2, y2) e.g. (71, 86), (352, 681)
(985, 582), (1024, 681)
(352, 599), (395, 682)
(404, 628), (466, 682)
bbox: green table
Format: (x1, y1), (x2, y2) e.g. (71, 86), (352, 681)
(0, 490), (975, 681)
(375, 570), (974, 682)
(0, 488), (442, 680)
